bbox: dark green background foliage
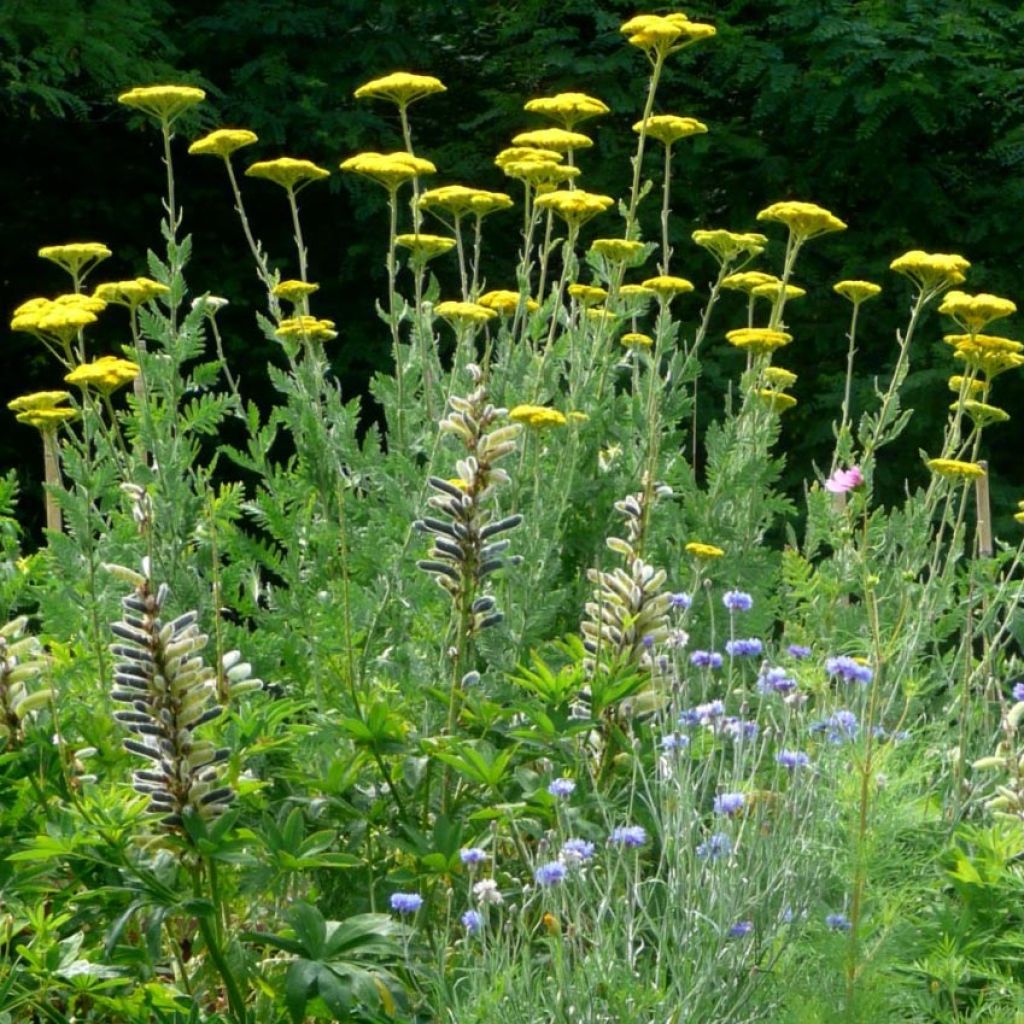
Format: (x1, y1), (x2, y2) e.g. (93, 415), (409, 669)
(3, 0), (1024, 529)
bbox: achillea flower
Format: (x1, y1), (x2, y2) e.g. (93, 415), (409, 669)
(726, 638), (763, 657)
(14, 407), (78, 430)
(7, 391), (71, 413)
(65, 355), (141, 395)
(354, 72), (445, 106)
(340, 152), (433, 191)
(833, 280), (881, 304)
(494, 146), (564, 169)
(276, 316), (337, 344)
(94, 278), (169, 308)
(751, 281), (806, 302)
(953, 344), (1024, 379)
(947, 375), (988, 398)
(247, 157), (329, 191)
(535, 861), (567, 886)
(117, 85), (205, 123)
(621, 332), (654, 349)
(763, 366), (797, 388)
(824, 466), (864, 493)
(725, 327), (793, 355)
(38, 242), (112, 279)
(755, 389), (797, 413)
(534, 189), (614, 227)
(478, 290), (539, 315)
(188, 128), (258, 159)
(618, 284), (655, 300)
(512, 127), (594, 152)
(568, 283), (608, 306)
(756, 201), (846, 240)
(419, 185), (513, 218)
(389, 892), (423, 914)
(633, 114), (708, 145)
(721, 271), (781, 294)
(272, 279), (320, 303)
(11, 294), (105, 349)
(926, 458), (986, 480)
(641, 275), (694, 301)
(524, 92), (610, 129)
(590, 238), (646, 262)
(954, 400), (1010, 428)
(620, 13), (716, 57)
(435, 301), (497, 327)
(826, 655), (873, 685)
(890, 250), (969, 291)
(609, 825), (647, 847)
(685, 541), (724, 558)
(938, 290), (1017, 333)
(692, 229), (767, 264)
(713, 792), (745, 816)
(510, 405), (567, 429)
(503, 161), (581, 188)
(395, 234), (457, 262)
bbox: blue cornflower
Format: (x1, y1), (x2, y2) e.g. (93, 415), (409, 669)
(670, 592), (693, 610)
(690, 650), (724, 670)
(723, 718), (759, 741)
(776, 749), (811, 770)
(680, 700), (726, 728)
(728, 920), (753, 938)
(460, 847), (487, 866)
(390, 892), (423, 914)
(609, 825), (648, 848)
(826, 709), (859, 742)
(642, 634), (655, 649)
(696, 832), (732, 860)
(787, 644), (811, 659)
(714, 792), (745, 816)
(1013, 681), (1024, 703)
(534, 861), (567, 887)
(726, 638), (763, 657)
(548, 778), (576, 799)
(825, 655), (873, 685)
(461, 909), (483, 933)
(758, 667), (797, 695)
(560, 838), (596, 865)
(723, 590), (754, 612)
(661, 732), (690, 751)
(826, 913), (851, 931)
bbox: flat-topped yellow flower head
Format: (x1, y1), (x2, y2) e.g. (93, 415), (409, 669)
(118, 85), (206, 124)
(188, 128), (258, 159)
(755, 388), (797, 413)
(273, 280), (320, 303)
(685, 541), (724, 559)
(721, 271), (781, 294)
(834, 280), (882, 304)
(618, 284), (655, 301)
(641, 275), (694, 301)
(752, 282), (806, 302)
(65, 355), (140, 395)
(7, 391), (72, 414)
(952, 400), (1010, 428)
(889, 250), (970, 292)
(12, 294), (103, 344)
(15, 407), (79, 430)
(633, 115), (708, 146)
(478, 290), (539, 315)
(502, 161), (580, 188)
(926, 458), (986, 481)
(586, 308), (617, 324)
(567, 284), (608, 306)
(340, 152), (435, 191)
(757, 201), (846, 240)
(763, 366), (797, 388)
(247, 157), (330, 191)
(419, 185), (512, 218)
(434, 301), (498, 327)
(534, 189), (614, 227)
(276, 316), (337, 343)
(947, 375), (988, 398)
(93, 277), (169, 308)
(942, 333), (1023, 354)
(725, 327), (793, 355)
(952, 341), (1024, 379)
(691, 230), (767, 264)
(354, 72), (446, 107)
(395, 234), (457, 262)
(38, 242), (112, 279)
(495, 146), (564, 169)
(590, 238), (646, 263)
(620, 13), (717, 58)
(621, 332), (654, 349)
(524, 93), (610, 130)
(509, 404), (567, 428)
(938, 290), (1017, 333)
(512, 127), (594, 153)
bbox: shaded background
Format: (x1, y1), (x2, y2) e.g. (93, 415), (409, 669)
(3, 0), (1024, 534)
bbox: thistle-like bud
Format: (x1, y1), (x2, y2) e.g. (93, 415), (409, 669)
(0, 616), (52, 746)
(414, 364), (523, 642)
(106, 562), (236, 833)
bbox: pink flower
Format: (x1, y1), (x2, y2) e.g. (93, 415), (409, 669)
(825, 466), (864, 493)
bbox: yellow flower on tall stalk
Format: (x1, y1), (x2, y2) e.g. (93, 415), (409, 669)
(938, 290), (1017, 334)
(567, 284), (608, 306)
(434, 301), (498, 327)
(754, 388), (797, 413)
(117, 85), (206, 125)
(633, 115), (707, 145)
(512, 128), (594, 153)
(620, 13), (717, 59)
(763, 366), (797, 388)
(926, 458), (986, 480)
(721, 271), (780, 294)
(501, 161), (580, 188)
(495, 146), (564, 169)
(725, 327), (793, 355)
(947, 375), (988, 398)
(641, 275), (694, 301)
(524, 93), (610, 130)
(353, 72), (446, 107)
(247, 157), (330, 191)
(340, 152), (434, 190)
(395, 234), (457, 262)
(752, 281), (806, 303)
(188, 128), (259, 159)
(509, 404), (567, 428)
(586, 308), (617, 324)
(756, 201), (847, 241)
(590, 238), (646, 263)
(692, 230), (767, 265)
(618, 284), (655, 300)
(534, 189), (614, 228)
(419, 185), (513, 218)
(621, 332), (654, 349)
(952, 341), (1024, 379)
(273, 280), (320, 304)
(38, 243), (112, 282)
(11, 294), (106, 364)
(952, 400), (1009, 428)
(685, 541), (725, 559)
(833, 280), (881, 304)
(276, 316), (337, 344)
(94, 278), (170, 308)
(477, 290), (539, 315)
(889, 250), (970, 292)
(65, 355), (141, 395)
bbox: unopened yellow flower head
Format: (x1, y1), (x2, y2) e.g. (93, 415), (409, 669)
(434, 301), (498, 327)
(590, 238), (646, 263)
(7, 391), (72, 413)
(512, 127), (594, 153)
(621, 332), (654, 348)
(340, 152), (435, 191)
(691, 229), (767, 264)
(509, 404), (567, 428)
(117, 85), (206, 124)
(763, 366), (797, 388)
(568, 283), (609, 306)
(246, 157), (330, 191)
(755, 388), (797, 413)
(495, 146), (564, 169)
(641, 275), (694, 301)
(834, 280), (882, 304)
(272, 280), (320, 303)
(751, 281), (806, 302)
(276, 315), (337, 344)
(419, 185), (512, 218)
(947, 375), (988, 398)
(938, 290), (1017, 333)
(502, 161), (580, 188)
(395, 234), (457, 261)
(353, 72), (446, 107)
(65, 355), (141, 395)
(725, 327), (793, 355)
(633, 115), (708, 146)
(188, 128), (259, 159)
(721, 271), (781, 295)
(93, 277), (169, 308)
(757, 201), (846, 240)
(952, 399), (1010, 428)
(524, 93), (610, 130)
(685, 541), (724, 559)
(534, 189), (614, 228)
(889, 250), (970, 292)
(38, 242), (112, 279)
(15, 407), (79, 430)
(477, 290), (539, 315)
(620, 13), (717, 58)
(926, 458), (986, 481)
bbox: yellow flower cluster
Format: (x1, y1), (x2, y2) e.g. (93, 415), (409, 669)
(65, 356), (140, 395)
(247, 157), (330, 191)
(948, 375), (987, 398)
(641, 275), (694, 301)
(620, 13), (717, 58)
(534, 189), (614, 228)
(7, 391), (71, 412)
(943, 333), (1024, 379)
(38, 242), (112, 278)
(953, 400), (1010, 428)
(524, 92), (610, 130)
(721, 271), (780, 294)
(833, 280), (882, 304)
(509, 404), (568, 428)
(495, 146), (563, 168)
(8, 391), (77, 431)
(568, 284), (608, 306)
(94, 278), (169, 308)
(495, 146), (578, 189)
(434, 301), (497, 326)
(938, 290), (1017, 333)
(418, 186), (513, 218)
(189, 129), (259, 159)
(586, 308), (617, 324)
(354, 72), (446, 107)
(685, 541), (725, 559)
(340, 152), (435, 191)
(512, 128), (594, 153)
(764, 366), (797, 388)
(755, 388), (797, 414)
(619, 284), (655, 301)
(12, 294), (106, 344)
(926, 458), (986, 481)
(889, 250), (970, 291)
(752, 281), (806, 302)
(620, 332), (654, 349)
(1016, 499), (1024, 526)
(477, 290), (539, 315)
(756, 201), (846, 239)
(590, 238), (646, 263)
(725, 327), (793, 355)
(691, 230), (767, 264)
(117, 85), (206, 122)
(276, 316), (337, 343)
(273, 280), (320, 303)
(633, 115), (708, 146)
(395, 234), (456, 261)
